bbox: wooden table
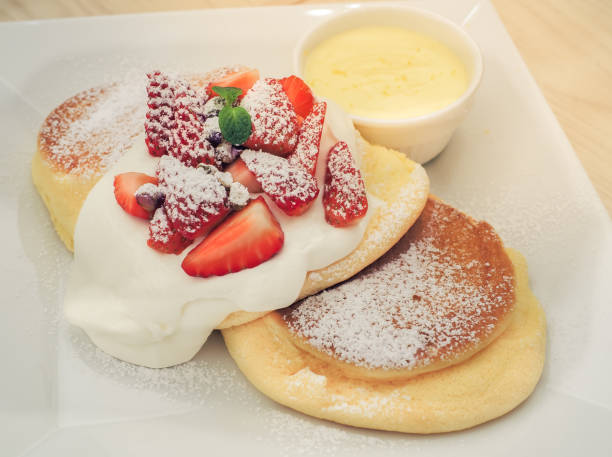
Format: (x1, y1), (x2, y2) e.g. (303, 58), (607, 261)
(2, 0), (610, 216)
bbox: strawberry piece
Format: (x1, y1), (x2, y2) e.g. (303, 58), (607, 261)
(241, 150), (319, 216)
(145, 71), (176, 157)
(280, 75), (315, 119)
(114, 172), (159, 219)
(147, 207), (193, 254)
(182, 196), (284, 278)
(241, 78), (299, 156)
(169, 87), (216, 167)
(206, 68), (260, 99)
(225, 158), (262, 193)
(288, 101), (327, 177)
(157, 155), (229, 240)
(323, 141), (368, 227)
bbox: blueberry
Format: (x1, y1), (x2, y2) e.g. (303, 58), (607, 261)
(208, 131), (223, 148)
(135, 183), (164, 212)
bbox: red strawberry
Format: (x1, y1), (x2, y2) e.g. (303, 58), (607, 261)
(288, 101), (327, 177)
(114, 172), (159, 219)
(157, 155), (229, 240)
(206, 68), (260, 99)
(241, 78), (299, 156)
(225, 158), (262, 193)
(280, 75), (314, 119)
(169, 88), (216, 167)
(182, 196), (284, 278)
(145, 71), (176, 157)
(241, 150), (319, 216)
(323, 141), (368, 227)
(147, 207), (193, 254)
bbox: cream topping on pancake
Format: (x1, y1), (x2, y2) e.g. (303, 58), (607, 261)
(281, 199), (515, 372)
(64, 99), (375, 368)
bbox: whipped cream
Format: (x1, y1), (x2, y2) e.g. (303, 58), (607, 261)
(64, 100), (371, 368)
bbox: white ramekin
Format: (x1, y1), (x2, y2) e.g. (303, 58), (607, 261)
(294, 6), (483, 164)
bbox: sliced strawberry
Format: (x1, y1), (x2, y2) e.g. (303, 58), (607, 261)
(241, 78), (300, 156)
(323, 141), (368, 227)
(145, 71), (176, 157)
(280, 75), (314, 119)
(157, 155), (229, 240)
(241, 150), (319, 216)
(225, 158), (262, 193)
(206, 68), (260, 99)
(169, 88), (216, 167)
(147, 207), (193, 254)
(182, 196), (284, 278)
(288, 102), (327, 177)
(114, 172), (159, 219)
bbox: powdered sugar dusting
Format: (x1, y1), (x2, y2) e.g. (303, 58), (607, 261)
(241, 78), (299, 155)
(169, 88), (216, 167)
(39, 80), (145, 176)
(228, 181), (250, 210)
(145, 72), (177, 157)
(156, 155), (228, 238)
(284, 199), (514, 370)
(289, 101), (327, 176)
(149, 207), (174, 244)
(241, 149), (319, 213)
(323, 141), (368, 224)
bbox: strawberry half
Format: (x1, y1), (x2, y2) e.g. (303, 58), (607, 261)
(206, 68), (260, 99)
(147, 207), (193, 254)
(288, 101), (327, 177)
(225, 158), (262, 193)
(241, 150), (319, 216)
(169, 88), (216, 167)
(241, 78), (300, 156)
(182, 196), (284, 278)
(114, 172), (159, 219)
(323, 141), (368, 227)
(145, 71), (176, 157)
(280, 75), (314, 119)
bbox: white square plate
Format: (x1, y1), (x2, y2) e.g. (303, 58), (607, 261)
(1, 1), (611, 455)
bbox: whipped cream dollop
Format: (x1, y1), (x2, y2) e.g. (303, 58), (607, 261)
(64, 100), (372, 368)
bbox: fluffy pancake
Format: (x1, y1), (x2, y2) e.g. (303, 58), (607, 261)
(222, 199), (546, 433)
(32, 83), (144, 250)
(32, 72), (429, 331)
(278, 198), (516, 380)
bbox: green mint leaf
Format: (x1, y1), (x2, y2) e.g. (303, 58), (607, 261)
(218, 105), (252, 145)
(211, 86), (242, 106)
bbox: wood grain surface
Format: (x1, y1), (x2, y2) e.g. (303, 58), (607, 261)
(1, 0), (610, 215)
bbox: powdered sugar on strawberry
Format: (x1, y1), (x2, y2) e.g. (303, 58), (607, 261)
(157, 155), (228, 239)
(323, 141), (368, 227)
(289, 102), (327, 177)
(241, 78), (299, 156)
(241, 149), (319, 216)
(145, 73), (176, 157)
(170, 91), (216, 167)
(148, 207), (192, 254)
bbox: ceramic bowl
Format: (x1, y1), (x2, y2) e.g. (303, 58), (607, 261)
(294, 6), (483, 163)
